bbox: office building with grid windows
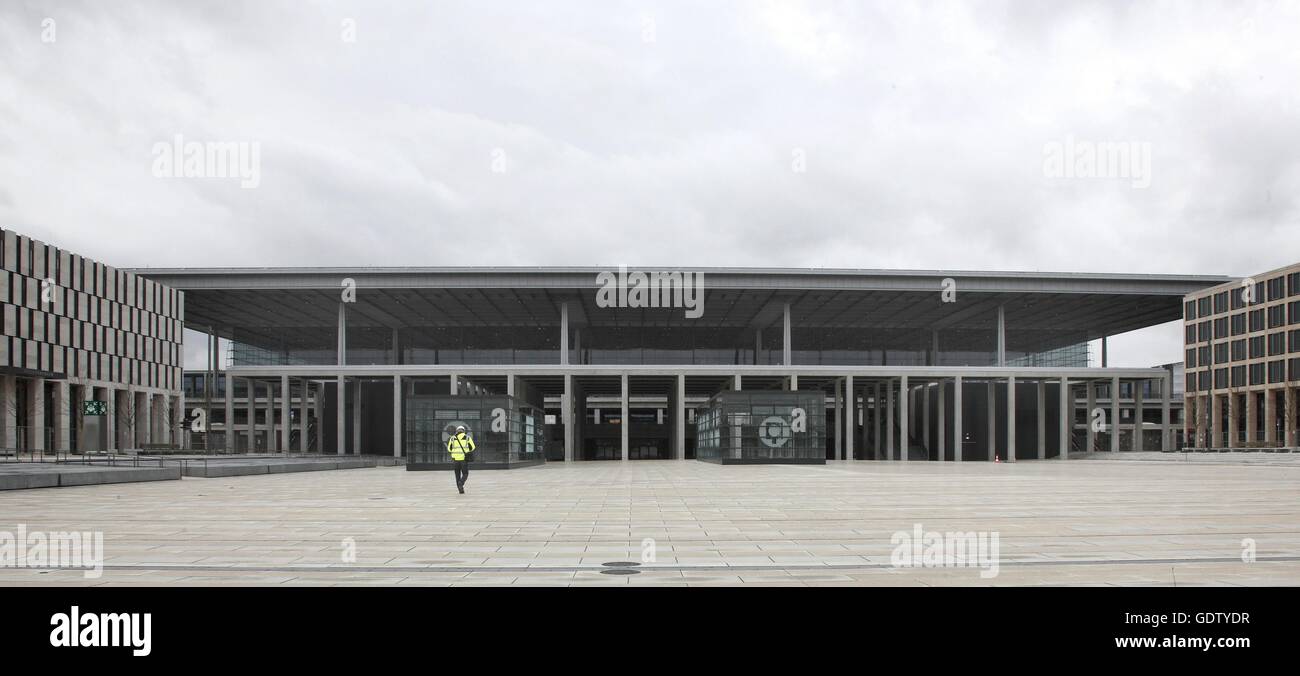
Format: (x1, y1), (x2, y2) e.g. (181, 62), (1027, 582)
(1183, 262), (1300, 449)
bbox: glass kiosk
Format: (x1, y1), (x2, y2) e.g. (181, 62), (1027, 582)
(696, 391), (827, 464)
(405, 395), (546, 470)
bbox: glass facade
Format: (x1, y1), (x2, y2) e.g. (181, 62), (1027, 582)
(405, 395), (545, 469)
(696, 391), (826, 464)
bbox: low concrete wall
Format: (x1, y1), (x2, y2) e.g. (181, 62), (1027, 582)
(0, 465), (182, 491)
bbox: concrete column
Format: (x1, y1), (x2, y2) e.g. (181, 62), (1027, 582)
(1, 376), (16, 450)
(1227, 392), (1239, 449)
(106, 388), (116, 452)
(1101, 336), (1108, 367)
(314, 383), (324, 453)
(1006, 376), (1016, 462)
(1110, 376), (1120, 452)
(1170, 377), (1180, 452)
(560, 302), (569, 365)
(953, 376), (963, 462)
(265, 381), (276, 452)
(621, 374), (629, 461)
(352, 379), (362, 455)
(104, 387), (116, 452)
(280, 374), (291, 454)
(922, 381), (930, 452)
(834, 378), (843, 459)
(1265, 388), (1277, 445)
(139, 391), (152, 447)
(53, 381), (70, 452)
(734, 374), (742, 391)
(986, 381), (995, 461)
(245, 379), (256, 452)
(996, 304), (1006, 366)
(392, 376), (402, 457)
(1285, 386), (1297, 448)
(873, 382), (881, 459)
(786, 374), (798, 391)
(563, 373), (574, 462)
(937, 380), (946, 461)
(224, 374), (233, 452)
(27, 378), (45, 451)
(299, 380), (309, 453)
(1133, 380), (1145, 451)
(1086, 381), (1096, 452)
(1196, 394), (1208, 447)
(1206, 390), (1216, 449)
(336, 376), (346, 455)
(885, 380), (894, 460)
(899, 375), (909, 461)
(782, 302), (792, 366)
(675, 374), (686, 460)
(1059, 377), (1069, 460)
(1245, 391), (1256, 444)
(337, 302), (348, 366)
(450, 374), (458, 395)
(844, 375), (854, 461)
(1036, 379), (1046, 460)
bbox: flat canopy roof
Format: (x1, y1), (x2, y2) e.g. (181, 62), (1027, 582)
(135, 266), (1228, 352)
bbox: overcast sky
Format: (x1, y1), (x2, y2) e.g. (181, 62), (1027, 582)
(2, 1), (1298, 369)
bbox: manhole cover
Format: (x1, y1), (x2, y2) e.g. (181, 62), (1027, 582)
(601, 561), (641, 567)
(600, 568), (640, 575)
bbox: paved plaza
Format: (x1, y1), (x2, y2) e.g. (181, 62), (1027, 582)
(1, 456), (1298, 586)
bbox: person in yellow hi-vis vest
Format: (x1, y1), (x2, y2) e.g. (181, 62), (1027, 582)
(447, 425), (476, 494)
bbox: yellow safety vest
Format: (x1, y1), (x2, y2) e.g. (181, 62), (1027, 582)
(447, 433), (476, 461)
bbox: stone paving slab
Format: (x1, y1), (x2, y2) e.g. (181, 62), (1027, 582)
(0, 459), (1297, 586)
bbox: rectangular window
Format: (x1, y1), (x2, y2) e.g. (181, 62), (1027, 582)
(1186, 372), (1197, 392)
(1186, 348), (1197, 367)
(1249, 363), (1265, 385)
(1213, 317), (1228, 338)
(1291, 357), (1300, 381)
(1268, 305), (1285, 328)
(1199, 345), (1211, 365)
(1185, 324), (1197, 344)
(1249, 309), (1265, 332)
(1268, 360), (1285, 383)
(1199, 321), (1212, 341)
(1214, 368), (1227, 389)
(1231, 339), (1247, 361)
(1213, 291), (1228, 314)
(1289, 272), (1300, 296)
(1268, 277), (1286, 301)
(1249, 336), (1265, 359)
(1231, 289), (1246, 310)
(1231, 365), (1246, 387)
(1214, 342), (1229, 364)
(1289, 300), (1300, 325)
(1291, 329), (1300, 353)
(1199, 297), (1212, 316)
(1230, 312), (1246, 336)
(1268, 331), (1286, 356)
(1185, 300), (1198, 320)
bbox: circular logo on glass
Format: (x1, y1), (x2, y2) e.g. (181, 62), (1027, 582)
(758, 416), (792, 448)
(442, 422), (474, 445)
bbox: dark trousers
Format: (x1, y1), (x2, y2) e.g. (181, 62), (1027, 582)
(453, 459), (469, 487)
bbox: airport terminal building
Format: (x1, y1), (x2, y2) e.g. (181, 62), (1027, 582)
(141, 266), (1227, 463)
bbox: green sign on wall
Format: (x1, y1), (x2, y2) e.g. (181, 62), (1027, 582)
(83, 400), (107, 416)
